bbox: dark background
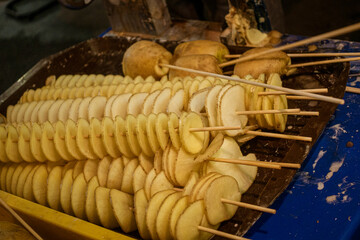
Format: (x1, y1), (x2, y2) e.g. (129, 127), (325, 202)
(0, 0), (359, 95)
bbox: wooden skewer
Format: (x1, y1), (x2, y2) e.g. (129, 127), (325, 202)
(236, 108), (300, 115)
(189, 126), (312, 142)
(219, 22), (360, 68)
(258, 88), (328, 95)
(221, 198), (276, 214)
(209, 157), (281, 169)
(346, 86), (360, 94)
(287, 111), (319, 116)
(0, 197), (43, 240)
(209, 157), (301, 169)
(197, 226), (250, 240)
(160, 63), (344, 105)
(288, 56), (360, 68)
(225, 52), (360, 58)
(286, 95), (317, 100)
(288, 52), (360, 57)
(349, 73), (360, 77)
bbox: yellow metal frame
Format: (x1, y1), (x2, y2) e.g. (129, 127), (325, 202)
(0, 190), (135, 240)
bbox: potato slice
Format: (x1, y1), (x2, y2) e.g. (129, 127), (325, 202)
(37, 100), (55, 123)
(121, 158), (139, 194)
(85, 176), (101, 224)
(114, 116), (135, 158)
(195, 133), (224, 163)
(0, 126), (10, 163)
(114, 84), (126, 95)
(152, 88), (171, 114)
(175, 147), (200, 186)
(219, 85), (248, 136)
(110, 189), (137, 233)
(167, 145), (179, 185)
(94, 156), (111, 187)
(133, 165), (147, 193)
(0, 164), (10, 191)
(189, 173), (218, 203)
(68, 98), (82, 122)
(188, 88), (209, 114)
(150, 171), (174, 197)
(60, 169), (74, 214)
(125, 115), (142, 156)
(255, 96), (269, 129)
(95, 186), (119, 229)
(71, 173), (87, 219)
(156, 191), (183, 240)
(142, 90), (160, 115)
(175, 200), (205, 240)
(138, 152), (154, 173)
(111, 93), (132, 119)
(10, 104), (21, 123)
(22, 164), (39, 201)
(136, 114), (154, 157)
(16, 164), (35, 197)
(53, 121), (73, 161)
(65, 119), (85, 160)
(146, 113), (161, 153)
(41, 121), (62, 162)
(262, 96), (275, 128)
(150, 81), (162, 92)
(124, 83), (135, 93)
(215, 84), (232, 125)
(6, 125), (23, 163)
(154, 113), (169, 151)
(167, 89), (184, 117)
(47, 165), (62, 211)
(77, 97), (91, 120)
(57, 99), (73, 122)
(104, 95), (117, 118)
(15, 102), (28, 123)
(30, 123), (47, 162)
(146, 189), (175, 239)
(144, 168), (156, 200)
(132, 82), (144, 93)
(89, 118), (108, 159)
(188, 80), (200, 98)
(47, 100), (64, 123)
(134, 189), (152, 239)
(10, 163), (25, 194)
(18, 124), (36, 163)
(204, 175), (241, 225)
(168, 113), (181, 150)
(161, 143), (171, 181)
(274, 95), (287, 132)
(183, 171), (199, 196)
(81, 158), (98, 182)
(29, 101), (43, 123)
(75, 119), (97, 159)
(23, 102), (37, 123)
(88, 96), (106, 121)
(169, 196), (189, 238)
(179, 112), (207, 155)
(101, 117), (121, 158)
(106, 157), (124, 190)
(32, 164), (48, 206)
(195, 174), (222, 201)
(102, 74), (114, 85)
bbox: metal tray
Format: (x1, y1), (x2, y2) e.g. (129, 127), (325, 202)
(0, 36), (350, 238)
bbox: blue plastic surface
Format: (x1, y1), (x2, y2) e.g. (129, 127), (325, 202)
(245, 39), (360, 240)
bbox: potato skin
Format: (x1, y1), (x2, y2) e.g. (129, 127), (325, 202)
(234, 47), (291, 78)
(173, 40), (230, 63)
(122, 40), (172, 79)
(169, 54), (223, 80)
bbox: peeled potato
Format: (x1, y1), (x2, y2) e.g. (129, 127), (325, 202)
(169, 54), (223, 80)
(122, 40), (172, 79)
(173, 40), (230, 63)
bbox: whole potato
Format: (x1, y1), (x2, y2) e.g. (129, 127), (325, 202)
(169, 54), (223, 80)
(0, 221), (36, 240)
(173, 40), (230, 63)
(122, 40), (173, 79)
(234, 47), (291, 78)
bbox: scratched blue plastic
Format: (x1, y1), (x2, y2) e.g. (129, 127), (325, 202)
(244, 39), (360, 240)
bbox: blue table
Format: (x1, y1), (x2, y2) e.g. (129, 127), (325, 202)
(245, 39), (360, 240)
